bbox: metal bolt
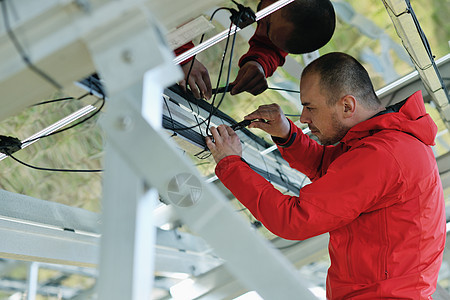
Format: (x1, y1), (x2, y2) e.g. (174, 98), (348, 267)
(122, 49), (133, 64)
(115, 115), (133, 131)
(74, 0), (91, 13)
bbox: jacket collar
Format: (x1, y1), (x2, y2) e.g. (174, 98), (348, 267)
(340, 91), (437, 147)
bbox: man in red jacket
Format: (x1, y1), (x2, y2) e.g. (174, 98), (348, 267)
(205, 52), (446, 299)
(176, 0), (335, 99)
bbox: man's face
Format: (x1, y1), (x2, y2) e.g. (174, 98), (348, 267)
(299, 73), (350, 145)
(256, 0), (294, 52)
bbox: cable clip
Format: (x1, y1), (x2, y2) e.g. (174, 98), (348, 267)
(231, 118), (268, 131)
(212, 83), (235, 94)
(229, 1), (256, 29)
(0, 135), (22, 155)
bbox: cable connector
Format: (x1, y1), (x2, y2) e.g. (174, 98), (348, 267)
(230, 0), (256, 29)
(0, 135), (22, 155)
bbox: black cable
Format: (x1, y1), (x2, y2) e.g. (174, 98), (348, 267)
(181, 7), (236, 137)
(0, 0), (62, 90)
(191, 7), (243, 136)
(0, 76), (105, 173)
(24, 96), (105, 144)
(24, 75), (106, 144)
(184, 7), (231, 86)
(213, 86), (300, 94)
(405, 0), (449, 99)
(32, 92), (90, 106)
(165, 14), (239, 132)
(268, 87), (300, 93)
(163, 96), (177, 137)
(6, 152), (102, 173)
(205, 18), (240, 135)
(384, 0), (449, 101)
(201, 8), (244, 137)
(381, 0), (410, 18)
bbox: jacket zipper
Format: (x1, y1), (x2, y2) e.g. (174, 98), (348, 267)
(346, 226), (354, 280)
(382, 208), (389, 280)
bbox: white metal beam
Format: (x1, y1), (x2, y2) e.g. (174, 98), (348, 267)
(381, 0), (450, 123)
(171, 234), (329, 299)
(100, 95), (318, 299)
(0, 189), (99, 267)
(376, 54), (450, 106)
(0, 188), (224, 277)
(0, 0), (226, 121)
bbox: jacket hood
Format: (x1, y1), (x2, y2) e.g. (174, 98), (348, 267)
(341, 91), (438, 146)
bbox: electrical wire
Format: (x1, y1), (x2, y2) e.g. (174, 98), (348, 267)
(267, 87), (300, 93)
(163, 96), (177, 137)
(380, 0), (409, 18)
(191, 17), (241, 160)
(3, 95), (105, 172)
(0, 0), (62, 90)
(205, 18), (240, 135)
(165, 11), (240, 133)
(32, 93), (90, 106)
(404, 0), (448, 98)
(1, 77), (106, 172)
(382, 0), (448, 100)
(24, 96), (105, 144)
(24, 76), (105, 144)
(182, 7), (236, 135)
(6, 152), (102, 173)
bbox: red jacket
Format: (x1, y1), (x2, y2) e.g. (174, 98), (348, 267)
(216, 91), (446, 299)
(238, 25), (288, 77)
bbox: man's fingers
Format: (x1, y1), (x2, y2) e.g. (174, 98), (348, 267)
(245, 104), (282, 120)
(178, 79), (187, 92)
(248, 83), (268, 96)
(202, 71), (212, 100)
(241, 77), (266, 96)
(245, 109), (272, 121)
(242, 72), (267, 95)
(205, 136), (215, 150)
(225, 125), (236, 136)
(230, 69), (248, 95)
(194, 77), (208, 100)
(209, 126), (222, 144)
(231, 61), (266, 95)
(248, 120), (270, 131)
(187, 77), (201, 99)
(217, 125), (230, 138)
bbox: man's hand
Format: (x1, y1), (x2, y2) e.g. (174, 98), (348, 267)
(230, 61), (267, 96)
(179, 59), (212, 100)
(205, 125), (242, 164)
(245, 104), (290, 139)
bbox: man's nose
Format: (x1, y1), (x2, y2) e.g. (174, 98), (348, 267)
(300, 109), (310, 124)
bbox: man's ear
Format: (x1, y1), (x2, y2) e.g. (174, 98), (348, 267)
(340, 95), (356, 119)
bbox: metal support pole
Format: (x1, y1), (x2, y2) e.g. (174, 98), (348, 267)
(84, 4), (182, 299)
(97, 145), (157, 300)
(26, 262), (39, 300)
